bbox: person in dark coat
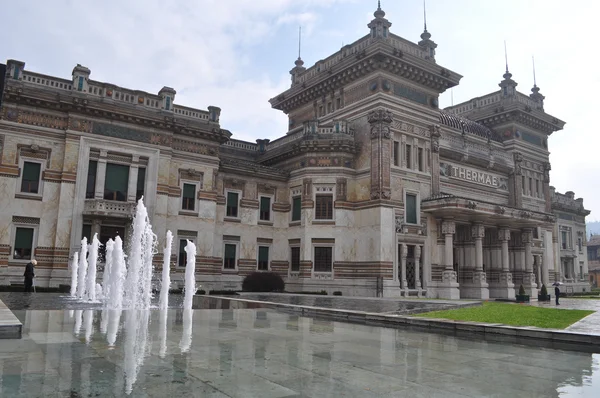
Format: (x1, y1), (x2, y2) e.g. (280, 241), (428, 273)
(555, 285), (560, 305)
(24, 259), (36, 293)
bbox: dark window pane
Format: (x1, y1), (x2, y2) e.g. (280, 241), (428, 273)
(182, 183), (196, 211)
(315, 195), (333, 220)
(104, 163), (129, 201)
(224, 243), (237, 269)
(314, 247), (332, 272)
(292, 196), (301, 221)
(291, 247), (300, 272)
(258, 246), (269, 270)
(82, 224), (92, 242)
(178, 239), (188, 267)
(21, 162), (41, 193)
(259, 197), (271, 221)
(86, 161), (97, 199)
(136, 167), (146, 201)
(406, 194), (417, 224)
(14, 227), (34, 260)
(226, 192), (238, 217)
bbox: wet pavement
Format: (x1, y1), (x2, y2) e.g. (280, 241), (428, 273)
(235, 293), (473, 314)
(0, 292), (184, 311)
(1, 308), (599, 397)
(532, 298), (600, 335)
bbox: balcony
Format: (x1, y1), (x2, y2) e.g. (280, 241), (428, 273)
(83, 199), (136, 219)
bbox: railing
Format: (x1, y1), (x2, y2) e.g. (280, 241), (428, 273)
(173, 105), (210, 121)
(22, 73), (72, 91)
(83, 199), (136, 218)
(223, 140), (258, 151)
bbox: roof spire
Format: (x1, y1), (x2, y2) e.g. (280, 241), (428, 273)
(503, 40), (512, 80)
(532, 55), (537, 87)
(294, 26), (304, 68)
(424, 0), (428, 32)
(374, 0), (385, 18)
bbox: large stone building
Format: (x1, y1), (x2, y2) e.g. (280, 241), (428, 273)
(0, 4), (590, 298)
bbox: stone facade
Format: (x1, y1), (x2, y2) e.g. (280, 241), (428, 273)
(0, 4), (590, 298)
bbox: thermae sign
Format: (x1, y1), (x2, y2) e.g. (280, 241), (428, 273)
(440, 162), (508, 190)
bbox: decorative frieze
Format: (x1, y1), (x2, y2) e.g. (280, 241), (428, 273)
(368, 109), (393, 200)
(12, 216), (40, 225)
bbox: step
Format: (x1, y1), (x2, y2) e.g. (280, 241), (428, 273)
(0, 299), (22, 339)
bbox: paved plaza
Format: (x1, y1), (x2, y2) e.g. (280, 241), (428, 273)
(533, 298), (600, 335)
(0, 306), (597, 397)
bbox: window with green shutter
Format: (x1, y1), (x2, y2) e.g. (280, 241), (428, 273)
(136, 167), (146, 201)
(21, 162), (41, 194)
(226, 192), (239, 218)
(314, 247), (332, 272)
(178, 239), (192, 267)
(14, 227), (34, 260)
(104, 163), (129, 201)
(82, 224), (92, 242)
(258, 246), (269, 270)
(406, 194), (417, 224)
(224, 244), (237, 269)
(86, 161), (97, 199)
(291, 246), (300, 272)
(292, 196), (301, 221)
(182, 183), (196, 211)
(259, 197), (271, 221)
(315, 195), (333, 220)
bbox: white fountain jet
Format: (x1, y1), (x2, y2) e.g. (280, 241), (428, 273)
(107, 236), (126, 309)
(102, 239), (115, 299)
(183, 240), (197, 310)
(85, 234), (101, 301)
(70, 252), (79, 297)
(123, 198), (155, 309)
(76, 238), (89, 299)
(159, 231), (173, 310)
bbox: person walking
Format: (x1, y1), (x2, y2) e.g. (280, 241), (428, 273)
(24, 259), (36, 293)
(555, 284), (560, 305)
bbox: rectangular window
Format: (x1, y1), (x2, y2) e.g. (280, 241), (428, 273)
(314, 247), (333, 273)
(21, 161), (41, 194)
(292, 196), (301, 222)
(14, 227), (34, 260)
(258, 246), (269, 271)
(291, 247), (300, 272)
(393, 141), (399, 166)
(327, 102), (332, 113)
(224, 243), (237, 270)
(78, 76), (83, 91)
(136, 167), (146, 201)
(182, 183), (196, 211)
(319, 106), (324, 117)
(418, 147), (424, 172)
(562, 231), (567, 250)
(165, 96), (171, 111)
(522, 176), (525, 192)
(535, 180), (540, 198)
(226, 192), (239, 218)
(336, 98), (341, 109)
(315, 195), (333, 220)
(405, 194), (417, 224)
(259, 197), (271, 221)
(529, 178), (533, 196)
(82, 224), (92, 242)
(104, 163), (129, 201)
(406, 145), (412, 169)
(86, 160), (97, 199)
(578, 238), (582, 252)
(178, 239), (195, 267)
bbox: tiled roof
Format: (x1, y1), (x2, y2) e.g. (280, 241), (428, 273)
(588, 235), (600, 247)
(439, 110), (503, 143)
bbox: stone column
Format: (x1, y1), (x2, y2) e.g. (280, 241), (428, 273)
(127, 156), (140, 202)
(462, 223), (489, 299)
(429, 125), (441, 195)
(400, 243), (407, 295)
(491, 227), (515, 299)
(415, 245), (421, 296)
(94, 151), (108, 200)
(536, 255), (542, 287)
(508, 152), (523, 208)
(367, 109), (392, 200)
(439, 220), (460, 299)
(91, 219), (101, 241)
(522, 228), (538, 296)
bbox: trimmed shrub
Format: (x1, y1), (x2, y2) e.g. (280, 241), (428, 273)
(333, 291), (342, 296)
(197, 289), (206, 295)
(242, 272), (285, 293)
(540, 284), (548, 296)
(320, 290), (328, 295)
(209, 290), (239, 295)
(518, 284), (526, 296)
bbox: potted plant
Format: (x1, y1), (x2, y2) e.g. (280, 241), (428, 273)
(538, 284), (551, 302)
(516, 284), (530, 303)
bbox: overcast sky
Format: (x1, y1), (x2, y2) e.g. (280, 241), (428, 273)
(4, 0), (599, 220)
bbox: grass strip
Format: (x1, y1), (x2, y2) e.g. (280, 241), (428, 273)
(416, 302), (594, 329)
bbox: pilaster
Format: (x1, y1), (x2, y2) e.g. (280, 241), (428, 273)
(438, 220), (460, 299)
(94, 151), (107, 200)
(415, 245), (422, 297)
(460, 223), (489, 299)
(400, 243), (408, 295)
(368, 109), (392, 200)
(489, 227), (515, 299)
(521, 228), (538, 297)
(430, 125), (441, 195)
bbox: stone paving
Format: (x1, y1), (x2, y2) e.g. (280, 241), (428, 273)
(236, 293), (477, 314)
(1, 308), (599, 397)
(532, 298), (600, 335)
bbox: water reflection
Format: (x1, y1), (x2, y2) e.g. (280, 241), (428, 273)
(2, 309), (599, 396)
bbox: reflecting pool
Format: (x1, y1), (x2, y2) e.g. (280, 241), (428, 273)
(1, 308), (599, 397)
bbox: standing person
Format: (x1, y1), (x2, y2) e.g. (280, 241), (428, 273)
(555, 284), (560, 305)
(24, 259), (36, 293)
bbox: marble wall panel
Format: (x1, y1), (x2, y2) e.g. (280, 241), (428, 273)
(353, 117), (371, 170)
